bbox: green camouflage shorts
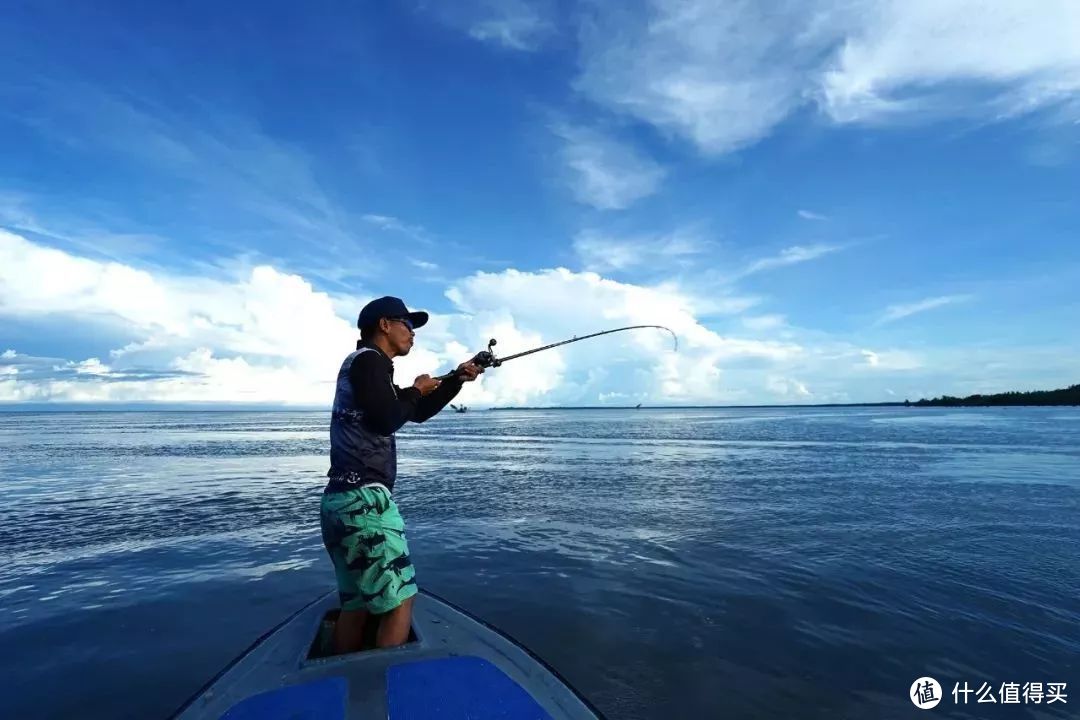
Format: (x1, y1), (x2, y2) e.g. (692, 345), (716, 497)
(320, 484), (417, 614)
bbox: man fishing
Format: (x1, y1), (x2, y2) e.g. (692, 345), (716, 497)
(320, 296), (483, 652)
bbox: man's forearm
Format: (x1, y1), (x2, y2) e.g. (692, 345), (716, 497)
(413, 376), (463, 422)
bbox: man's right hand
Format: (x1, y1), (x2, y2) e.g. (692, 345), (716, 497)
(412, 374), (440, 396)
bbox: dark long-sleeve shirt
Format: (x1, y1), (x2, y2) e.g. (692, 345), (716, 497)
(348, 344), (463, 434)
(327, 342), (462, 491)
(328, 343), (464, 490)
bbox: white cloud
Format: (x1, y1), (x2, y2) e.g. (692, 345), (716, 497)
(0, 229), (357, 404)
(798, 209), (829, 221)
(69, 358), (111, 376)
(572, 228), (709, 272)
(0, 347), (320, 405)
(860, 349), (922, 371)
(576, 1), (818, 154)
(575, 0), (1080, 155)
(443, 267), (800, 404)
(877, 294), (973, 324)
(3, 231), (1072, 405)
(767, 376), (812, 399)
(742, 244), (842, 277)
(467, 0), (554, 51)
(552, 123), (666, 210)
(820, 0), (1080, 123)
(411, 259), (439, 271)
(0, 230), (806, 406)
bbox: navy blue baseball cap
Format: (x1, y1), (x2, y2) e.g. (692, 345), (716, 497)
(357, 296), (429, 330)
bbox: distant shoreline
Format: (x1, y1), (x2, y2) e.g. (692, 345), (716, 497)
(905, 383), (1079, 408)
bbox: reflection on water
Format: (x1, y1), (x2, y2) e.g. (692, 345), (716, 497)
(1, 407), (1078, 719)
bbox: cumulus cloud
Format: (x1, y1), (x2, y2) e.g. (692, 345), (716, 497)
(443, 267), (801, 403)
(552, 123), (666, 210)
(0, 229), (357, 404)
(3, 231), (1067, 406)
(1, 231), (804, 406)
(767, 375), (812, 399)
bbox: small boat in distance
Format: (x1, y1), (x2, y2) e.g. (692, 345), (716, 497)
(451, 403), (468, 413)
(171, 589), (602, 719)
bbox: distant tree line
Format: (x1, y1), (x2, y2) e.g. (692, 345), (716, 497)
(907, 384), (1080, 407)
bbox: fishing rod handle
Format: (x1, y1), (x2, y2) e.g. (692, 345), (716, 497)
(434, 349), (499, 382)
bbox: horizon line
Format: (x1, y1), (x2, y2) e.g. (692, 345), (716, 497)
(0, 401), (963, 413)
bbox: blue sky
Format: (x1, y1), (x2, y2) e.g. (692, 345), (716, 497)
(1, 0), (1078, 406)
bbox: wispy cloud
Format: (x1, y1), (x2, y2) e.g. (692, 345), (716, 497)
(3, 81), (374, 273)
(467, 0), (553, 51)
(573, 228), (710, 273)
(877, 294), (974, 325)
(575, 0), (1080, 155)
(363, 214), (431, 244)
(742, 244), (842, 277)
(820, 1), (1080, 123)
(1, 194), (171, 264)
(575, 1), (816, 154)
(418, 0), (554, 52)
(410, 258), (439, 271)
(743, 314), (786, 331)
(798, 209), (828, 221)
(552, 123), (666, 210)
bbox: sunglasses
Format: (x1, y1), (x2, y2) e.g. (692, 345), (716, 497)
(387, 317), (414, 331)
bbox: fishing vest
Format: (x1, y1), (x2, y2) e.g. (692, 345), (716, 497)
(327, 347), (399, 491)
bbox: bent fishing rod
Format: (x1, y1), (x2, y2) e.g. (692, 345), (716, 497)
(436, 324), (678, 382)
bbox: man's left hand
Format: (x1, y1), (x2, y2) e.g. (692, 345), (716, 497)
(455, 362), (484, 382)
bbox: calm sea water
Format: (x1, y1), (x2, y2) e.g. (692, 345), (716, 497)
(1, 407), (1078, 719)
